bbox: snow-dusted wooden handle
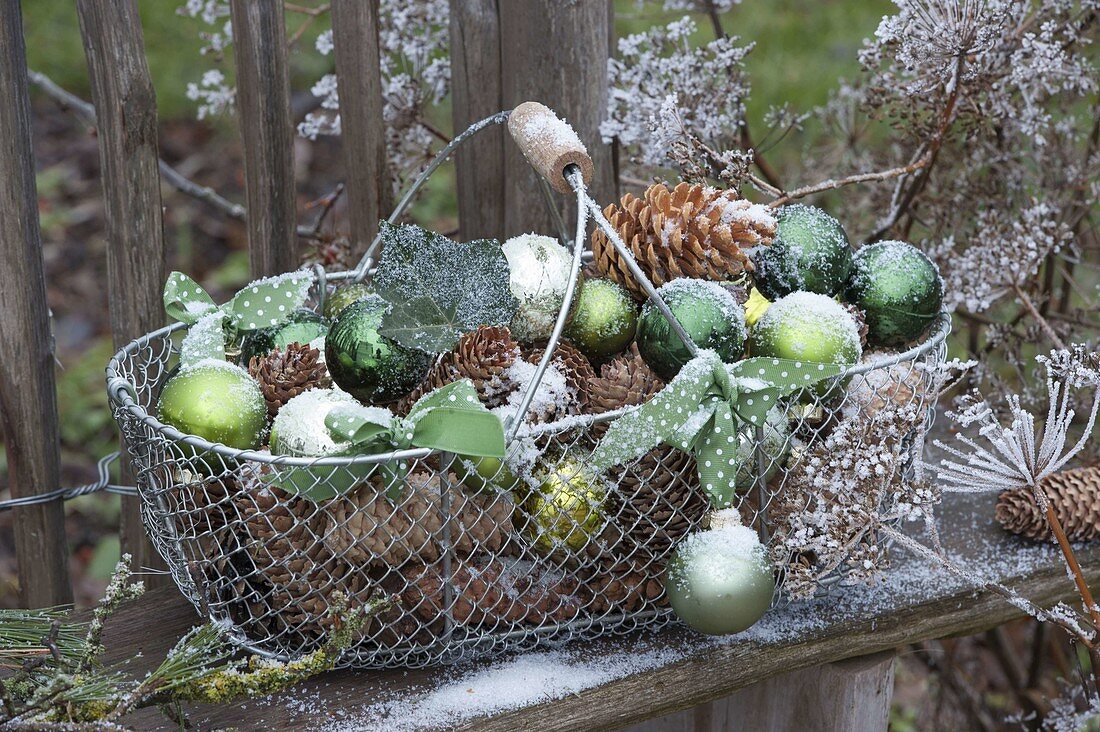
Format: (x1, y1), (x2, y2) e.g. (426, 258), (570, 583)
(508, 101), (594, 195)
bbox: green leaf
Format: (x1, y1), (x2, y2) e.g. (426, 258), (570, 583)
(227, 271), (313, 331)
(373, 223), (518, 352)
(164, 271), (216, 325)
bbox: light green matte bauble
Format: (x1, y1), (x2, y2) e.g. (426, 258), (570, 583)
(749, 291), (862, 400)
(239, 308), (329, 364)
(325, 295), (432, 404)
(845, 240), (943, 346)
(323, 283), (374, 320)
(455, 455), (520, 493)
(637, 279), (746, 381)
(664, 510), (775, 635)
(502, 234), (576, 343)
(564, 278), (638, 359)
(733, 406), (791, 491)
(752, 205), (853, 300)
(157, 361), (267, 450)
(525, 458), (607, 552)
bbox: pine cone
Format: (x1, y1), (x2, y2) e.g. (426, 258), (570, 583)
(996, 466), (1100, 542)
(400, 556), (586, 627)
(585, 562), (665, 614)
(842, 303), (870, 349)
(248, 342), (328, 418)
(323, 472), (514, 567)
(589, 345), (664, 434)
(399, 326), (521, 414)
(592, 182), (775, 300)
(524, 339), (596, 416)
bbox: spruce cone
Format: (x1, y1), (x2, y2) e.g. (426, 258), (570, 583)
(524, 339), (596, 416)
(399, 326), (520, 414)
(592, 182), (775, 300)
(589, 345), (664, 435)
(585, 561), (665, 614)
(400, 556), (585, 627)
(323, 472), (514, 567)
(996, 466), (1100, 542)
(248, 342), (328, 418)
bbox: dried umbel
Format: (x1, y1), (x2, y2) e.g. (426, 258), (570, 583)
(399, 326), (522, 414)
(996, 466), (1100, 542)
(323, 472), (514, 567)
(247, 342), (329, 418)
(592, 182), (774, 300)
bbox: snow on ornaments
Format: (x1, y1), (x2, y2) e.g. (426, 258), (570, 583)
(502, 233), (576, 343)
(845, 240), (944, 346)
(751, 204), (853, 300)
(564, 277), (638, 359)
(157, 360), (267, 450)
(664, 509), (775, 635)
(524, 457), (608, 553)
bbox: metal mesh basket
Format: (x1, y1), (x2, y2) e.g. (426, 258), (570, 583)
(106, 105), (951, 668)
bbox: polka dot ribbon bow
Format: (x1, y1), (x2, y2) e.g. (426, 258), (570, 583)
(163, 270), (314, 366)
(325, 380), (506, 499)
(590, 349), (843, 508)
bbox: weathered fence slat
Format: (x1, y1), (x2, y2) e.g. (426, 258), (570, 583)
(0, 0), (72, 607)
(449, 0), (506, 241)
(331, 0), (391, 257)
(230, 0), (298, 278)
(499, 0), (615, 237)
(76, 0), (168, 587)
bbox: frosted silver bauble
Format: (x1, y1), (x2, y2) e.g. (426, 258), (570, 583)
(502, 234), (576, 343)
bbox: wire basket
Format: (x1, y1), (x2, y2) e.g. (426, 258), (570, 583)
(107, 104), (951, 668)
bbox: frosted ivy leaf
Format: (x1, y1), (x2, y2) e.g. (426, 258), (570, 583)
(373, 223), (519, 353)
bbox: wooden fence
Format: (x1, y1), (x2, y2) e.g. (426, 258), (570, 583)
(0, 0), (613, 607)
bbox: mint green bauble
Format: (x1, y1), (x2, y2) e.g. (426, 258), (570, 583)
(564, 278), (638, 359)
(157, 362), (267, 450)
(664, 513), (775, 636)
(845, 241), (943, 346)
(637, 279), (746, 381)
(239, 308), (328, 364)
(323, 283), (374, 320)
(749, 292), (862, 400)
(325, 296), (432, 404)
(752, 205), (853, 300)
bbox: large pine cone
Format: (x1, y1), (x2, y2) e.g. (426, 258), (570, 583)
(323, 472), (514, 567)
(589, 345), (664, 436)
(248, 342), (328, 418)
(585, 562), (666, 614)
(592, 182), (775, 300)
(399, 325), (521, 414)
(996, 466), (1100, 542)
(523, 339), (596, 418)
(400, 556), (586, 627)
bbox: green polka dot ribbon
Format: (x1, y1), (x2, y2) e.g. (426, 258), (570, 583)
(590, 349), (843, 508)
(324, 380), (506, 500)
(163, 270), (314, 367)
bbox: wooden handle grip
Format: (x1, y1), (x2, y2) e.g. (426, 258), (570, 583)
(508, 101), (594, 195)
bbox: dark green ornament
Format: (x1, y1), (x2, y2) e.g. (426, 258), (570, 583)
(325, 295), (432, 403)
(845, 241), (943, 346)
(323, 283), (374, 320)
(157, 362), (267, 450)
(239, 308), (329, 364)
(564, 278), (638, 359)
(752, 204), (853, 300)
(636, 279), (746, 381)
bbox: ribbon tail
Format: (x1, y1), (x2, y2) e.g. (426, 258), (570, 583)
(694, 401), (741, 509)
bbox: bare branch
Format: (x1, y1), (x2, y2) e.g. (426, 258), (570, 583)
(767, 155), (930, 208)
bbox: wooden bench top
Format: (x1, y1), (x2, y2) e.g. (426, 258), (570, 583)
(98, 490), (1097, 732)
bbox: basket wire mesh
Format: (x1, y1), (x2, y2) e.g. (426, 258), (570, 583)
(107, 108), (951, 668)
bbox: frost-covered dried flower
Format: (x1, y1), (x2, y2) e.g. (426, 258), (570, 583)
(185, 68), (236, 120)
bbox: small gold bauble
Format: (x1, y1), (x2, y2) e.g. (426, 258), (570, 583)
(524, 458), (607, 552)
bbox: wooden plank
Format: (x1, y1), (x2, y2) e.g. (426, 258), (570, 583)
(0, 0), (72, 608)
(331, 0), (390, 258)
(230, 0), (298, 278)
(76, 0), (168, 587)
(78, 492), (1100, 731)
(499, 0), (615, 238)
(448, 0), (505, 241)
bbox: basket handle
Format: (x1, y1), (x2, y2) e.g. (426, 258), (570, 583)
(508, 101), (594, 195)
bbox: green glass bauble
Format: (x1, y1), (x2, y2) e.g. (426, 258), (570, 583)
(564, 278), (638, 359)
(733, 406), (791, 491)
(157, 362), (267, 450)
(325, 295), (432, 404)
(239, 308), (329, 364)
(525, 457), (607, 553)
(845, 240), (943, 346)
(503, 234), (576, 343)
(637, 279), (746, 381)
(664, 511), (775, 635)
(323, 283), (374, 320)
(455, 455), (520, 493)
(752, 205), (853, 300)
